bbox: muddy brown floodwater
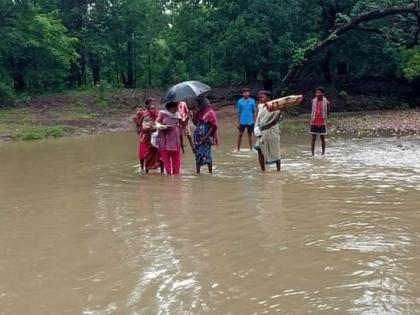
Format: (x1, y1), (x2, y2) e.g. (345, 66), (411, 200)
(0, 123), (419, 315)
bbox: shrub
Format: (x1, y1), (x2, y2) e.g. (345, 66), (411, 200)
(0, 81), (14, 104)
(338, 90), (348, 99)
(15, 125), (65, 140)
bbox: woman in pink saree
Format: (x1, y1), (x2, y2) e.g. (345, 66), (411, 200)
(156, 102), (182, 175)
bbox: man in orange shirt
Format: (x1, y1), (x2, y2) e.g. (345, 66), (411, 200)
(310, 87), (331, 156)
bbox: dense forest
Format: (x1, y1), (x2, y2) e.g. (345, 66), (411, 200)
(1, 0), (420, 101)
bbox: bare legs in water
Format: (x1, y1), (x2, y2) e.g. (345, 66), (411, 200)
(145, 161), (164, 174)
(257, 150), (281, 172)
(237, 128), (253, 151)
(196, 163), (212, 174)
(311, 134), (326, 156)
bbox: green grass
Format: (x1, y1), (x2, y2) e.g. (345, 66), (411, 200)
(96, 97), (110, 108)
(73, 112), (98, 119)
(0, 109), (15, 120)
(15, 125), (66, 141)
(281, 115), (309, 134)
(61, 103), (99, 120)
(0, 108), (33, 122)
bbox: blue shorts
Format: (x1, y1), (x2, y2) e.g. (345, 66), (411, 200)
(239, 124), (254, 132)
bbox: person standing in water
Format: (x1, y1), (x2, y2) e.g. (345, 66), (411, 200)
(156, 102), (182, 175)
(178, 100), (195, 153)
(236, 88), (256, 151)
(254, 90), (282, 172)
(310, 87), (331, 156)
(193, 97), (219, 174)
(133, 105), (145, 170)
(140, 98), (163, 173)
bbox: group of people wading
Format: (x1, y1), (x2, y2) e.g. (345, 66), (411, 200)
(134, 97), (218, 175)
(134, 87), (330, 175)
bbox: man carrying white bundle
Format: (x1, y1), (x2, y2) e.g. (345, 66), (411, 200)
(254, 90), (282, 172)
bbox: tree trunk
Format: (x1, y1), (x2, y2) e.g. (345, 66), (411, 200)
(148, 50), (152, 86)
(121, 71), (127, 86)
(10, 57), (24, 92)
(245, 66), (253, 85)
(281, 4), (420, 89)
(263, 74), (273, 93)
(320, 51), (332, 83)
(79, 54), (86, 86)
(13, 74), (24, 92)
(91, 57), (100, 85)
(126, 31), (136, 88)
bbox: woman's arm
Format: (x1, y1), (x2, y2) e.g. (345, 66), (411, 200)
(200, 125), (216, 144)
(179, 115), (189, 129)
(133, 117), (141, 134)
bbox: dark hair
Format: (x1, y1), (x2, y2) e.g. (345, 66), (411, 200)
(242, 87), (250, 93)
(144, 97), (155, 107)
(258, 90), (272, 98)
(165, 102), (178, 110)
(197, 97), (211, 109)
(315, 86), (326, 93)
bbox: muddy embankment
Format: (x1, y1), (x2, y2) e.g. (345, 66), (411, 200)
(0, 84), (419, 143)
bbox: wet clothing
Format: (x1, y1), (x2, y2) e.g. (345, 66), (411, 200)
(239, 124), (254, 133)
(157, 110), (182, 175)
(157, 110), (181, 152)
(310, 125), (327, 135)
(161, 149), (180, 175)
(310, 97), (329, 135)
(141, 111), (161, 170)
(194, 105), (218, 166)
(237, 97), (256, 126)
(134, 110), (146, 160)
(178, 101), (193, 136)
(311, 97), (329, 126)
(194, 122), (212, 165)
(254, 103), (281, 164)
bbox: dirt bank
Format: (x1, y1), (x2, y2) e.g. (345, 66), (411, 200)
(0, 88), (419, 143)
(218, 106), (419, 137)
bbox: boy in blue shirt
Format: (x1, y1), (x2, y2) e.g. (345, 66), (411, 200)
(236, 88), (256, 151)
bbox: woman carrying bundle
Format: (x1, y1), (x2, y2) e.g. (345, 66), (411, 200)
(141, 98), (163, 173)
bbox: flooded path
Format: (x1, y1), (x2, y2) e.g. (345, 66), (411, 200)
(0, 126), (419, 314)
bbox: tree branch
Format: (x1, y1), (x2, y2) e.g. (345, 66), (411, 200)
(281, 4), (420, 88)
(349, 25), (384, 34)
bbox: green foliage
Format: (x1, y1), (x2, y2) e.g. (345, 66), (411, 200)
(0, 0), (419, 97)
(400, 47), (420, 80)
(292, 38), (320, 65)
(0, 80), (14, 102)
(15, 125), (66, 140)
(339, 90), (349, 98)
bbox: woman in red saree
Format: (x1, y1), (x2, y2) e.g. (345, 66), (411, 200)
(140, 98), (163, 173)
(134, 107), (145, 170)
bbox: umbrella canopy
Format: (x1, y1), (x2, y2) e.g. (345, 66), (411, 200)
(160, 81), (211, 104)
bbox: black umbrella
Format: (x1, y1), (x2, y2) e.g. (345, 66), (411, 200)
(160, 81), (211, 104)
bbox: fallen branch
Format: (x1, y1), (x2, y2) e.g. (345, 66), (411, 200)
(281, 4), (420, 88)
